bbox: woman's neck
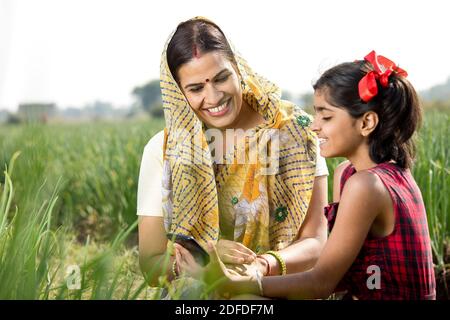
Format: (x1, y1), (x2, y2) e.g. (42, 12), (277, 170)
(227, 100), (265, 131)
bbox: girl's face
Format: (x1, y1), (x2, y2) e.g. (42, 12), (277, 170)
(177, 51), (244, 129)
(311, 91), (365, 158)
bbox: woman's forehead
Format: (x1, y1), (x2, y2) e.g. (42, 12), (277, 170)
(177, 51), (234, 83)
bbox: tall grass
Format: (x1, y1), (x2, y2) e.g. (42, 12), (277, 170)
(414, 111), (449, 276)
(0, 152), (60, 298)
(0, 119), (164, 299)
(0, 119), (164, 240)
(0, 111), (448, 299)
(0, 158), (151, 299)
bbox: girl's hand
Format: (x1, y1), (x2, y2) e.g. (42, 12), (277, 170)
(204, 242), (260, 298)
(216, 239), (257, 264)
(225, 258), (268, 277)
(174, 243), (204, 279)
(203, 242), (236, 295)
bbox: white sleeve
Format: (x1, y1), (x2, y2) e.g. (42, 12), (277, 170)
(315, 139), (329, 177)
(137, 130), (165, 216)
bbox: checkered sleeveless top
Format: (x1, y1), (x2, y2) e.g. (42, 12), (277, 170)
(324, 162), (436, 300)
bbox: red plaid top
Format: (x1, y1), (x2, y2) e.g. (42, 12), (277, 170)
(324, 162), (436, 300)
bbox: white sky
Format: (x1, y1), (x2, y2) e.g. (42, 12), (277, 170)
(0, 0), (449, 111)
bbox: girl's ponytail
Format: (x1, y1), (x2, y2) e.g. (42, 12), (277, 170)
(369, 75), (422, 168)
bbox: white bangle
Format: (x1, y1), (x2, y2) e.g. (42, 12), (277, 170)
(254, 270), (264, 296)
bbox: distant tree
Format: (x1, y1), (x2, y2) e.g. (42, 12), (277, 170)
(132, 79), (163, 117)
(420, 77), (450, 101)
(150, 107), (165, 118)
(6, 113), (22, 124)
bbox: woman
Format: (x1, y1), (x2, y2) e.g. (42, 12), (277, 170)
(137, 17), (328, 296)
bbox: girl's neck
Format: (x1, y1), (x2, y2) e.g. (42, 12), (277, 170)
(347, 144), (378, 172)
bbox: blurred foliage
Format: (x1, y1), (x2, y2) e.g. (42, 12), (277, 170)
(132, 80), (163, 117)
(0, 109), (448, 299)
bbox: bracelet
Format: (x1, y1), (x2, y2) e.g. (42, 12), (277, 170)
(257, 255), (272, 276)
(254, 269), (264, 296)
(265, 250), (287, 275)
(172, 259), (178, 278)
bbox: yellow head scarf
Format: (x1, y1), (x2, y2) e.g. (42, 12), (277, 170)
(160, 17), (317, 252)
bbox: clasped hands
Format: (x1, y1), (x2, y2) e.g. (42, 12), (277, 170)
(173, 239), (269, 280)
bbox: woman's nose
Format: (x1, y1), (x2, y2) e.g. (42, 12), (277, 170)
(204, 84), (223, 106)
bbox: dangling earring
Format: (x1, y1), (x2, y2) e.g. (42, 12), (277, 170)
(240, 79), (246, 90)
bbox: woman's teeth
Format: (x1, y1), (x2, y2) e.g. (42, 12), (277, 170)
(209, 101), (227, 113)
(319, 138), (328, 145)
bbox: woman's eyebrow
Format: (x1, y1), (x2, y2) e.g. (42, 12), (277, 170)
(213, 69), (230, 79)
(183, 69), (230, 90)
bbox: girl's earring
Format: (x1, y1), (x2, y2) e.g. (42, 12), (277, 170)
(241, 80), (246, 90)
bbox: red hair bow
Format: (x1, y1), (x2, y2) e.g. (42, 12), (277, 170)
(358, 50), (408, 102)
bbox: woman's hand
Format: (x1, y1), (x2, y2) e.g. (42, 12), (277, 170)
(216, 239), (256, 264)
(174, 243), (204, 279)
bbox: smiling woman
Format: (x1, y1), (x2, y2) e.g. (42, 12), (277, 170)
(177, 52), (258, 130)
(137, 17), (329, 299)
(167, 20), (264, 131)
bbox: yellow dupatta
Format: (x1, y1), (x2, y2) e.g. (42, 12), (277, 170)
(160, 17), (317, 253)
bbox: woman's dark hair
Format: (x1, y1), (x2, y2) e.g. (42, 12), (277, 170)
(313, 60), (422, 169)
(166, 18), (236, 83)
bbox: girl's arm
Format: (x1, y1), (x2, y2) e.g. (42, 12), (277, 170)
(258, 175), (328, 275)
(262, 171), (385, 298)
(212, 171), (387, 298)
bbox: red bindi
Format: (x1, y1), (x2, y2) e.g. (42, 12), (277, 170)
(205, 79), (209, 82)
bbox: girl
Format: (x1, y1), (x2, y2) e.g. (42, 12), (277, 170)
(205, 51), (436, 300)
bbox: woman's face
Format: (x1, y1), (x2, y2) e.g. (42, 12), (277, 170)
(177, 51), (244, 129)
(311, 91), (364, 158)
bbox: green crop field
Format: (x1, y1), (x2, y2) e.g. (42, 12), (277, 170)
(0, 110), (448, 299)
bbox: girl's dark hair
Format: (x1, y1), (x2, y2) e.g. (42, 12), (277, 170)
(313, 60), (422, 168)
(166, 18), (236, 83)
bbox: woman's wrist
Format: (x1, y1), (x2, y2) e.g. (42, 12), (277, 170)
(171, 258), (179, 279)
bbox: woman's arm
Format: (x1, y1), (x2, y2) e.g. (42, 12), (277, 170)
(138, 216), (175, 286)
(137, 132), (176, 286)
(258, 175), (328, 275)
